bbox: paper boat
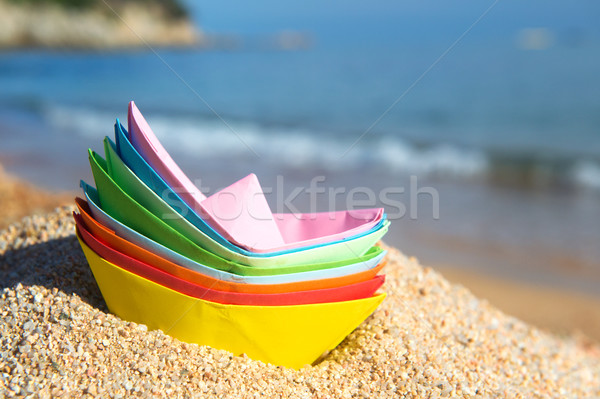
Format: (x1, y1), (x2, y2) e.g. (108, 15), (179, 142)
(87, 147), (390, 271)
(80, 182), (387, 284)
(76, 197), (386, 293)
(78, 235), (386, 369)
(76, 220), (385, 306)
(115, 122), (385, 257)
(104, 136), (387, 261)
(72, 100), (390, 368)
(127, 101), (385, 253)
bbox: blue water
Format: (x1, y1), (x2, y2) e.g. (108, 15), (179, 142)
(2, 41), (600, 187)
(0, 0), (599, 292)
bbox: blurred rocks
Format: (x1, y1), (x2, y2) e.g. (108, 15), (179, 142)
(0, 0), (202, 50)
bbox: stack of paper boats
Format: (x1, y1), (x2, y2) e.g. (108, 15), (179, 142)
(74, 102), (389, 368)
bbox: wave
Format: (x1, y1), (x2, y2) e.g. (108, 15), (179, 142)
(45, 104), (114, 139)
(44, 104), (600, 191)
(573, 161), (600, 190)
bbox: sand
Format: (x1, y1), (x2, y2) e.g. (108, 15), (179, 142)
(440, 267), (600, 344)
(0, 207), (599, 398)
(0, 164), (71, 230)
(1, 167), (599, 397)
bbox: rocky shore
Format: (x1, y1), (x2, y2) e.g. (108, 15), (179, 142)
(0, 0), (201, 50)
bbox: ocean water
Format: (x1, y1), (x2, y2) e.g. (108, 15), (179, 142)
(2, 43), (599, 188)
(0, 7), (599, 293)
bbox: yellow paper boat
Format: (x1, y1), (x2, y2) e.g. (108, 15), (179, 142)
(79, 237), (385, 369)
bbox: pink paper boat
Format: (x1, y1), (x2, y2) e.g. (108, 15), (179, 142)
(127, 101), (384, 253)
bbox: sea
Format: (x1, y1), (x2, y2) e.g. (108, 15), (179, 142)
(0, 0), (599, 294)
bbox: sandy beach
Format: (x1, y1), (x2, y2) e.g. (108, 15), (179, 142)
(440, 267), (600, 344)
(0, 163), (72, 230)
(0, 168), (599, 397)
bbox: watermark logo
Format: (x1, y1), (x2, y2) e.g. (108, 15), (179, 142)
(162, 175), (439, 221)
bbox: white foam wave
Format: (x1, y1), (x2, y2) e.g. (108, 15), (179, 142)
(44, 105), (115, 138)
(45, 104), (489, 178)
(375, 141), (488, 177)
(150, 114), (490, 178)
(573, 161), (600, 190)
